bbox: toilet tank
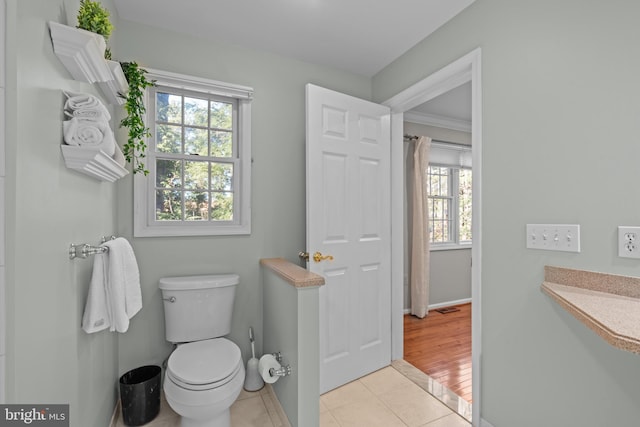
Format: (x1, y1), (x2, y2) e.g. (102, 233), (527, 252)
(159, 274), (239, 343)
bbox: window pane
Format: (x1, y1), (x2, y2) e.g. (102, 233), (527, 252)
(156, 124), (182, 153)
(428, 166), (449, 197)
(184, 127), (208, 156)
(210, 101), (233, 130)
(184, 160), (208, 190)
(211, 131), (233, 157)
(185, 191), (209, 221)
(156, 159), (182, 188)
(184, 97), (208, 127)
(156, 92), (182, 124)
(459, 169), (473, 241)
(211, 192), (233, 220)
(155, 190), (182, 220)
(211, 163), (233, 191)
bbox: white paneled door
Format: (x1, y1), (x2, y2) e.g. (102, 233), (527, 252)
(305, 84), (391, 393)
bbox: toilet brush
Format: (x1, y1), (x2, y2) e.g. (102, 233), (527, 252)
(244, 327), (264, 391)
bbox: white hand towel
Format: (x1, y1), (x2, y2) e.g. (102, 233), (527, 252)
(103, 238), (142, 333)
(63, 91), (111, 121)
(81, 251), (111, 333)
(63, 117), (116, 157)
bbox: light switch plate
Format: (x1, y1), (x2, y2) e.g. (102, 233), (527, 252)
(526, 224), (581, 253)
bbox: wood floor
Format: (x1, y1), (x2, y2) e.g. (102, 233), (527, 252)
(403, 303), (472, 403)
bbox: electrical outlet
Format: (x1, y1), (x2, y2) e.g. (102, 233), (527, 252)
(618, 226), (640, 258)
(526, 224), (581, 253)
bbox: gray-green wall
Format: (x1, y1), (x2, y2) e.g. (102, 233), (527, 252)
(376, 0), (640, 425)
(7, 0), (120, 425)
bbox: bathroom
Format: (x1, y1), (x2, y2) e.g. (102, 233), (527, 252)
(6, 0), (313, 423)
(7, 1), (640, 427)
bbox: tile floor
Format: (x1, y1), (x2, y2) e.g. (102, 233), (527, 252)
(320, 365), (470, 427)
(114, 363), (470, 427)
(113, 386), (288, 427)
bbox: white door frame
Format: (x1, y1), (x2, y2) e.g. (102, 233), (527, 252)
(383, 48), (482, 426)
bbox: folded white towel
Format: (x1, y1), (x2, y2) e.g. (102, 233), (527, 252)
(103, 238), (142, 333)
(81, 238), (142, 334)
(63, 91), (111, 121)
(63, 117), (116, 157)
(64, 108), (111, 122)
(81, 251), (111, 333)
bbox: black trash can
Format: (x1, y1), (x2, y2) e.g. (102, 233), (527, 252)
(119, 365), (161, 426)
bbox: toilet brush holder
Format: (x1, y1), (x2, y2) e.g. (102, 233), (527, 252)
(244, 358), (264, 391)
(244, 327), (264, 391)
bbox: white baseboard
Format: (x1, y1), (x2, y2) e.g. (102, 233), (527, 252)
(428, 298), (471, 310)
(264, 384), (292, 427)
(403, 298), (472, 314)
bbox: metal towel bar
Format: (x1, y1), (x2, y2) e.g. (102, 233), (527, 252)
(69, 236), (116, 260)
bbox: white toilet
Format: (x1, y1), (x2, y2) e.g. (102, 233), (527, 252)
(159, 274), (245, 427)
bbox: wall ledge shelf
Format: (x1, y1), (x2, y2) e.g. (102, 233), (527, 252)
(260, 258), (325, 288)
(48, 21), (127, 105)
(60, 145), (128, 182)
(541, 266), (640, 354)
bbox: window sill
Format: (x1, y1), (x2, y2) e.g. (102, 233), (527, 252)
(133, 222), (251, 237)
(430, 243), (472, 252)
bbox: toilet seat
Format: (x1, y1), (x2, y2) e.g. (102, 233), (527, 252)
(167, 338), (242, 391)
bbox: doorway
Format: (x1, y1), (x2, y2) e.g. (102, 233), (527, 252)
(384, 48), (482, 426)
(403, 80), (473, 402)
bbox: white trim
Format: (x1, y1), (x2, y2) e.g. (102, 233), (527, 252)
(428, 298), (472, 310)
(404, 110), (471, 132)
(430, 141), (472, 168)
(384, 47), (482, 427)
(145, 68), (253, 100)
(430, 243), (472, 251)
(402, 297), (472, 314)
(480, 419), (496, 427)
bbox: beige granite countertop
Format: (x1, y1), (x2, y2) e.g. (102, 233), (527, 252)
(541, 266), (640, 354)
(260, 258), (325, 288)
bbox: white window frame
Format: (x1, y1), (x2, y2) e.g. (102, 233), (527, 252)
(133, 68), (253, 237)
(428, 141), (472, 251)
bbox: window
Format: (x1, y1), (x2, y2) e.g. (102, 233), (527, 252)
(134, 69), (253, 237)
(427, 165), (472, 246)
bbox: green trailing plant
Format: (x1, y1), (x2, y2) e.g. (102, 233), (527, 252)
(120, 62), (155, 175)
(76, 0), (114, 59)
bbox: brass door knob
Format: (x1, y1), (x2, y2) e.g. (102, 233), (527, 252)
(313, 252), (334, 263)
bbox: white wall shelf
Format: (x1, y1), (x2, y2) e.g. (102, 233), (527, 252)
(48, 21), (127, 105)
(60, 145), (129, 182)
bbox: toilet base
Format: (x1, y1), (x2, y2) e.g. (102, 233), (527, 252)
(179, 409), (229, 427)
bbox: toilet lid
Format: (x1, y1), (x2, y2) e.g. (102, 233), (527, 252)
(167, 338), (241, 388)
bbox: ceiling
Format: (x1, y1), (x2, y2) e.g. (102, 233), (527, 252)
(113, 0), (475, 77)
(407, 81), (472, 131)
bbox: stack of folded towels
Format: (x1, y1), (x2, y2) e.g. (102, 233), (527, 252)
(62, 91), (125, 166)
